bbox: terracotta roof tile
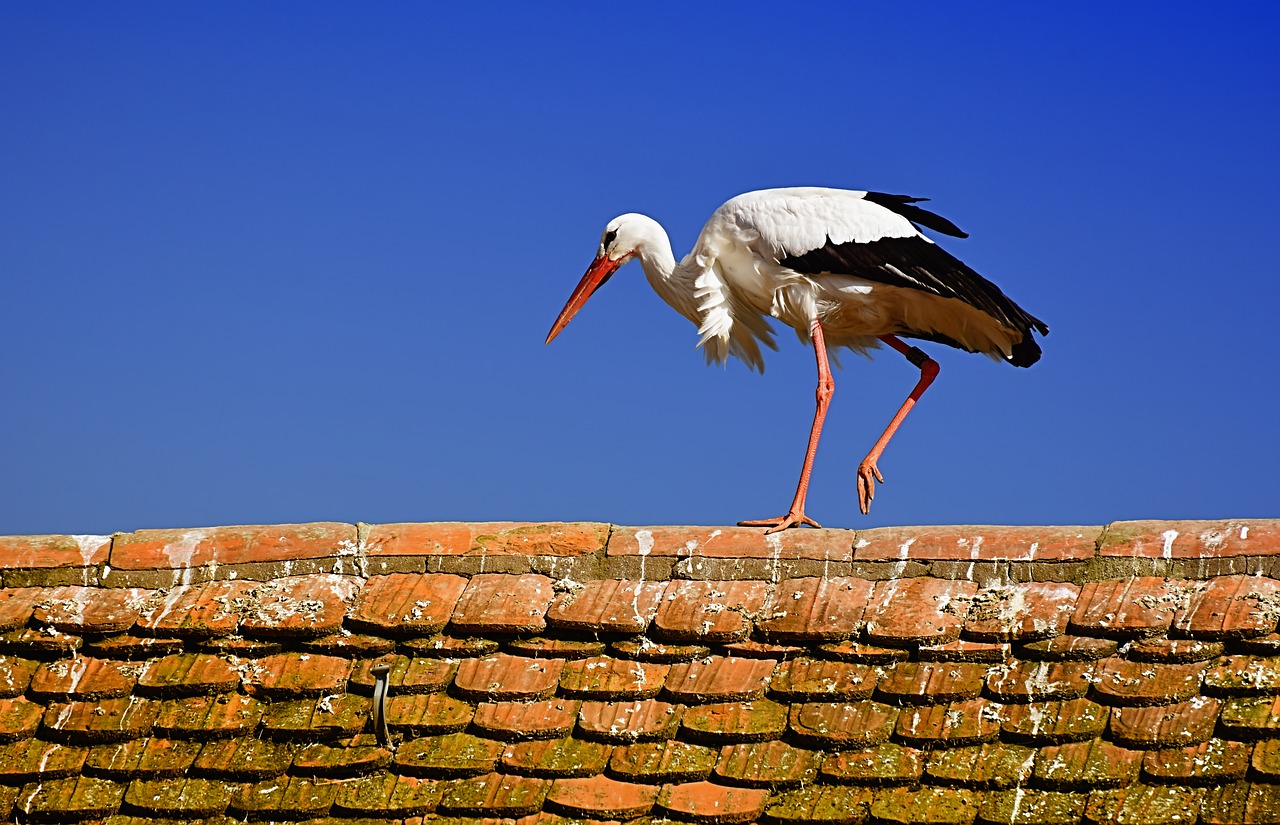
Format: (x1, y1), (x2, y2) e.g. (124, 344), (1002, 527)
(454, 653), (563, 701)
(819, 742), (923, 785)
(665, 655), (775, 702)
(150, 692), (263, 739)
(501, 736), (610, 778)
(293, 734), (391, 777)
(545, 774), (658, 819)
(869, 786), (980, 825)
(136, 652), (240, 697)
(876, 661), (986, 705)
(86, 736), (200, 779)
(122, 775), (236, 817)
(769, 657), (876, 701)
(189, 735), (290, 780)
(985, 659), (1093, 702)
(764, 785), (873, 824)
(853, 525), (1096, 562)
(715, 740), (818, 788)
(4, 517), (1280, 823)
(394, 732), (504, 777)
(545, 579), (668, 634)
(1035, 739), (1143, 790)
(33, 586), (151, 633)
(559, 655), (667, 700)
(0, 656), (38, 698)
(15, 774), (123, 821)
(577, 699), (681, 742)
(963, 582), (1079, 642)
(1145, 738), (1251, 786)
(437, 772), (550, 817)
(1000, 697), (1109, 745)
(0, 535), (108, 571)
(29, 656), (136, 700)
(680, 699), (787, 743)
(450, 573), (555, 634)
(1172, 574), (1280, 639)
(653, 580), (771, 642)
(894, 698), (1002, 747)
(384, 692), (473, 737)
(332, 771), (441, 817)
(42, 696), (158, 744)
(789, 701), (898, 748)
(1069, 578), (1182, 638)
(228, 775), (337, 820)
(755, 576), (872, 641)
(1083, 783), (1204, 825)
(862, 578), (976, 646)
(506, 635), (606, 659)
(1101, 518), (1280, 559)
(657, 780), (769, 824)
(0, 738), (86, 781)
(471, 698), (580, 740)
(924, 742), (1036, 789)
(237, 573), (359, 638)
(346, 573), (468, 636)
(259, 694), (370, 740)
(135, 580), (255, 638)
(350, 654), (456, 695)
(609, 741), (718, 783)
(110, 522), (355, 569)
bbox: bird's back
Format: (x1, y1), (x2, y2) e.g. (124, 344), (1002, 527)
(691, 187), (1048, 367)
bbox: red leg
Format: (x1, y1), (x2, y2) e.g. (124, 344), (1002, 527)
(739, 319), (834, 533)
(856, 335), (940, 514)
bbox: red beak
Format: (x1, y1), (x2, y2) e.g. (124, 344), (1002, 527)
(545, 254), (624, 345)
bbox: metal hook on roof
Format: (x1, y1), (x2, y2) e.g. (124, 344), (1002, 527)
(371, 663), (392, 748)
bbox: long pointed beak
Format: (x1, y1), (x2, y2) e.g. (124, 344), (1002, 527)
(545, 254), (623, 345)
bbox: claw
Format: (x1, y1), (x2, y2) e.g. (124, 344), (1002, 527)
(856, 461), (885, 515)
(738, 512), (822, 533)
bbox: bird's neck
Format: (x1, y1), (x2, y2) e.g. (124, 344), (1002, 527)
(635, 235), (702, 325)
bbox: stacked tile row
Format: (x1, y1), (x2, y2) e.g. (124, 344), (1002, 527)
(4, 563), (1280, 822)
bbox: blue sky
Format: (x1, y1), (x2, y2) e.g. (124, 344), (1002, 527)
(3, 3), (1278, 535)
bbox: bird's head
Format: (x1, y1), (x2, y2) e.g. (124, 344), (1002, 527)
(545, 213), (656, 345)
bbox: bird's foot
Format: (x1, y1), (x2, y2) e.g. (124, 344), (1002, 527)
(856, 460), (885, 515)
(738, 512), (822, 533)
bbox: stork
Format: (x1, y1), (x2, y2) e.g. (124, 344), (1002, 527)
(545, 187), (1048, 532)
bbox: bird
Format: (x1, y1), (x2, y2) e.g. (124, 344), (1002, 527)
(545, 187), (1048, 532)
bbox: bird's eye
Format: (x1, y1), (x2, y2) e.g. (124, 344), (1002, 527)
(603, 229), (618, 248)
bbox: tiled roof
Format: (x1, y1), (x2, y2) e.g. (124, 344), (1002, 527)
(0, 518), (1278, 824)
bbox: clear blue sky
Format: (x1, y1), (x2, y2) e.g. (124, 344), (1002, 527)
(3, 3), (1278, 536)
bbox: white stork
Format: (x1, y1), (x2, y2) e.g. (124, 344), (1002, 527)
(545, 187), (1048, 532)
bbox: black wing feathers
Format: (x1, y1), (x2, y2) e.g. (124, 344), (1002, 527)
(779, 234), (1049, 365)
(862, 192), (968, 238)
